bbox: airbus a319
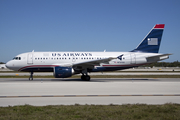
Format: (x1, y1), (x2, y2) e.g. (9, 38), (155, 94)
(6, 24), (171, 81)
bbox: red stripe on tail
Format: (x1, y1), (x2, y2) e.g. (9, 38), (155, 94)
(154, 24), (165, 29)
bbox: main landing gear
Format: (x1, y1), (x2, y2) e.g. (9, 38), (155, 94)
(29, 71), (33, 80)
(81, 74), (91, 81)
(81, 69), (91, 81)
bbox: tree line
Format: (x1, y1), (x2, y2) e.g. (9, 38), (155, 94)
(143, 61), (180, 67)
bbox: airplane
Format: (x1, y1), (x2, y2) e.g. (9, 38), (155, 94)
(6, 24), (171, 81)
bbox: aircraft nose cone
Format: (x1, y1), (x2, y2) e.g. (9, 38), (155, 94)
(5, 62), (10, 69)
(5, 61), (14, 70)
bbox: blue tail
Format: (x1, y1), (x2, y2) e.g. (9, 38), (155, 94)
(132, 24), (165, 53)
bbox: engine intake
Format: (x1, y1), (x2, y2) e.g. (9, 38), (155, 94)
(54, 67), (74, 78)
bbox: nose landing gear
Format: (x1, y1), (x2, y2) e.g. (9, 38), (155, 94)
(29, 72), (33, 80)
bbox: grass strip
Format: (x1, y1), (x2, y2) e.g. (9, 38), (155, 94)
(0, 103), (180, 120)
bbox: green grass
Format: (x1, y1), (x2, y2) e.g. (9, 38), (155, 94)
(0, 103), (180, 120)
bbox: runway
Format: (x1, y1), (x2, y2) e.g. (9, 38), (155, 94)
(0, 78), (180, 106)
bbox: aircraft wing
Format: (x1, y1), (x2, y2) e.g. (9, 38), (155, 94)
(146, 54), (172, 62)
(72, 57), (116, 70)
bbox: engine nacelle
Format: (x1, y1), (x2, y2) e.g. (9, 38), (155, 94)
(53, 67), (74, 78)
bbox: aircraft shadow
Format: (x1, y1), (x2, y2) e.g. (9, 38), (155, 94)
(0, 78), (160, 82)
(50, 78), (159, 82)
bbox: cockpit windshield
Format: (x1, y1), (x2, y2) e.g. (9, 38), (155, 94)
(13, 57), (21, 60)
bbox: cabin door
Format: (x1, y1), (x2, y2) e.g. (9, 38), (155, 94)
(27, 53), (33, 64)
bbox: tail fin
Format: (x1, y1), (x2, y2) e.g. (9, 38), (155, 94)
(132, 24), (165, 53)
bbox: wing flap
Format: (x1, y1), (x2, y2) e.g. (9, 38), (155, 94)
(73, 57), (116, 70)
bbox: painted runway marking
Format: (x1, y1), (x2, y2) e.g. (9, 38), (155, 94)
(0, 94), (180, 98)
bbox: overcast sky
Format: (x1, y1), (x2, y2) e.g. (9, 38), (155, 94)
(0, 0), (180, 62)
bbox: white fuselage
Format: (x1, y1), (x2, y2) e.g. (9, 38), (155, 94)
(6, 51), (164, 72)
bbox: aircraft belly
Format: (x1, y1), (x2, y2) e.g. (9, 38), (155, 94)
(20, 67), (53, 72)
(19, 65), (54, 72)
(90, 66), (133, 72)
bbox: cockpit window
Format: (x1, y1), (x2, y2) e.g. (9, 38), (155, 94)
(13, 57), (17, 60)
(13, 57), (21, 60)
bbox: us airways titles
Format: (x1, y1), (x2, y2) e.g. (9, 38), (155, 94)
(52, 53), (93, 57)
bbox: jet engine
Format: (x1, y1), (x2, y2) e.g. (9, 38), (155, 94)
(53, 66), (74, 78)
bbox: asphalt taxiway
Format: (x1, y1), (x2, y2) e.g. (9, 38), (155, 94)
(0, 78), (180, 106)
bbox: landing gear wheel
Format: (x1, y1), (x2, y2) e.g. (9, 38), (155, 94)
(81, 75), (90, 81)
(85, 75), (90, 81)
(81, 75), (85, 80)
(29, 77), (33, 81)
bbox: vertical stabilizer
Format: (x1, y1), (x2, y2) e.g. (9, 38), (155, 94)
(132, 24), (165, 53)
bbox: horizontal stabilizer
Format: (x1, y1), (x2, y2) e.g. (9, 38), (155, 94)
(146, 54), (172, 63)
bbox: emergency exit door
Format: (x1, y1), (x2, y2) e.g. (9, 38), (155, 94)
(130, 54), (136, 64)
